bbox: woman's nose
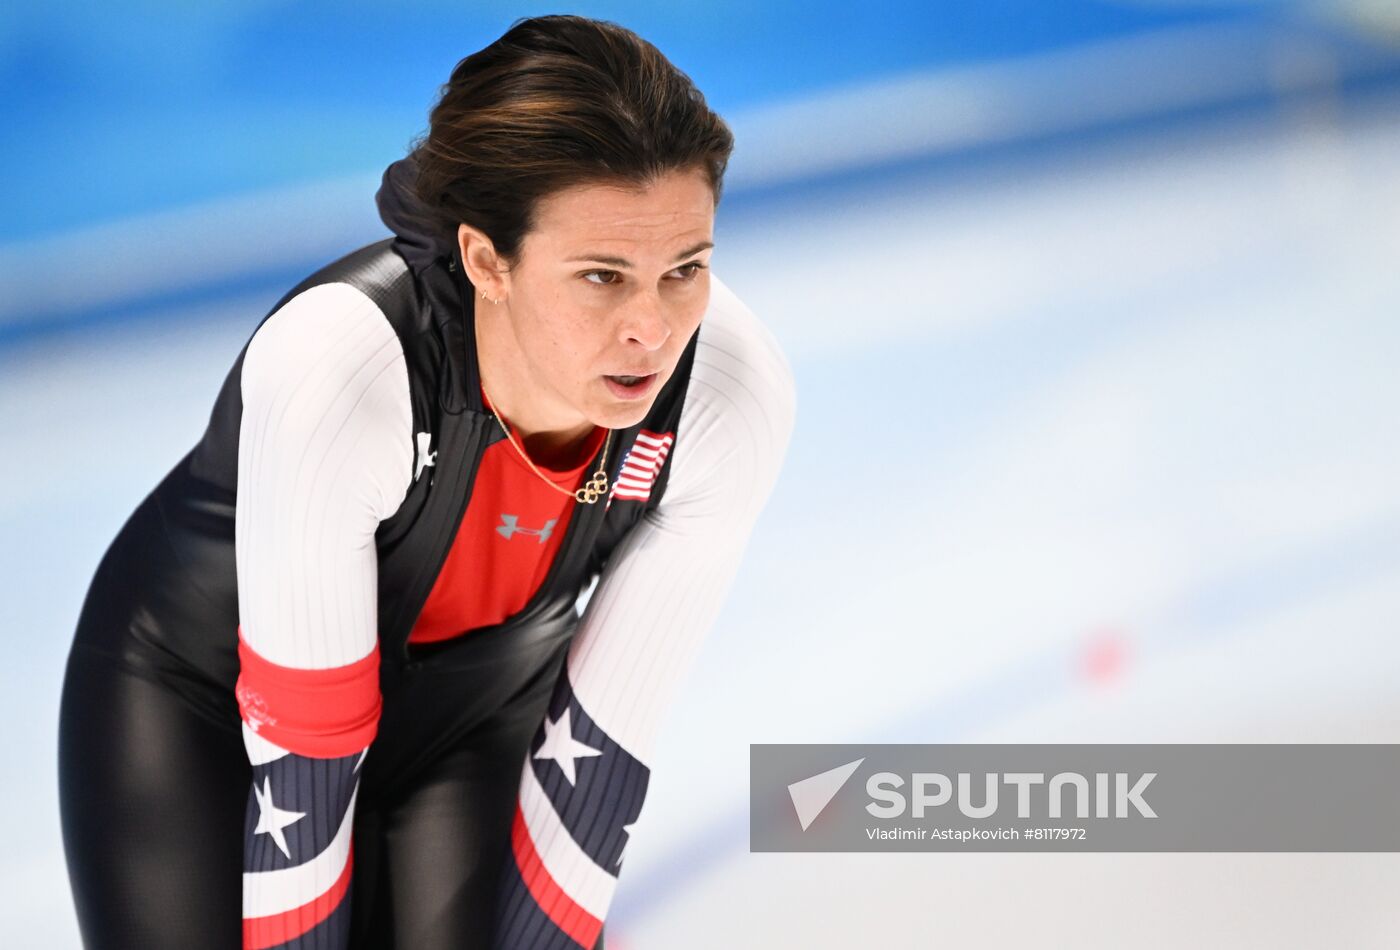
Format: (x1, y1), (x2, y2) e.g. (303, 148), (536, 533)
(620, 296), (671, 350)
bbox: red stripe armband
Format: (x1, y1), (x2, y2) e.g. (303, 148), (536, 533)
(235, 624), (381, 758)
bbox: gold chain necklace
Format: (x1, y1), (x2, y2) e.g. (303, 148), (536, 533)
(481, 387), (612, 504)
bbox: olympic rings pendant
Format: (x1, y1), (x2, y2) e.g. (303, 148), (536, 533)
(574, 470), (609, 504)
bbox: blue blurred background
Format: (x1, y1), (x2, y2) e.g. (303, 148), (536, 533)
(4, 2), (1400, 946)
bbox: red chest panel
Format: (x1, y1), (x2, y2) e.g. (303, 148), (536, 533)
(408, 418), (607, 644)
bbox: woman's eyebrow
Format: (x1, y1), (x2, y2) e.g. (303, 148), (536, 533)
(566, 240), (714, 268)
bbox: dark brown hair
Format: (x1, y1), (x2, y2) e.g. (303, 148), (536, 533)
(411, 14), (735, 267)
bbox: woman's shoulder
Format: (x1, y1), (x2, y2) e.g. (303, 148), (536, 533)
(239, 239), (422, 395)
(238, 280), (414, 514)
(241, 281), (411, 412)
(685, 273), (797, 444)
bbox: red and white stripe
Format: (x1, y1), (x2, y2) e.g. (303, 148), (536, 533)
(611, 430), (674, 502)
(509, 807), (600, 948)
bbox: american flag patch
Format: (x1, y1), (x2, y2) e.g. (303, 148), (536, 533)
(610, 429), (674, 503)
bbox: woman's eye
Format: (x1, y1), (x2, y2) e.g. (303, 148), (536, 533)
(582, 263), (707, 286)
(671, 262), (708, 280)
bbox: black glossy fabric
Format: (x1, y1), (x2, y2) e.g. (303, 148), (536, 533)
(58, 624), (605, 950)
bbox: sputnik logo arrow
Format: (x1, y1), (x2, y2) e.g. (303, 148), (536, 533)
(787, 757), (865, 831)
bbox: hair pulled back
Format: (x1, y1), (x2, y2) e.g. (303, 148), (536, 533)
(411, 14), (735, 267)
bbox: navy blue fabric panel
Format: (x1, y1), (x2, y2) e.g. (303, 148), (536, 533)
(244, 748), (363, 873)
(528, 671), (649, 876)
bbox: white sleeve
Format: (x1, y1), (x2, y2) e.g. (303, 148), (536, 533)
(235, 281), (413, 670)
(493, 274), (796, 948)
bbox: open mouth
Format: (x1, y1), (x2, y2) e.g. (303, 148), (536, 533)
(603, 372), (659, 399)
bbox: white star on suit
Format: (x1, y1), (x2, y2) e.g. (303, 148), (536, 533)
(252, 775), (306, 860)
(533, 708), (602, 785)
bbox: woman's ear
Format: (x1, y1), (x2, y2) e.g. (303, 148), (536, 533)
(457, 223), (509, 303)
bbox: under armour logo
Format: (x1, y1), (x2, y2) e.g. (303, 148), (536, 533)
(415, 431), (436, 482)
(497, 514), (556, 543)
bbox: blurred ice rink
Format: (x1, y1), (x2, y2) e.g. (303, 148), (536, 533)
(3, 3), (1399, 947)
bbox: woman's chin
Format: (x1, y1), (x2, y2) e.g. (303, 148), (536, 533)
(589, 397), (654, 432)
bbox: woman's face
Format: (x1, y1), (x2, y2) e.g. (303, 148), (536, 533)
(463, 167), (716, 433)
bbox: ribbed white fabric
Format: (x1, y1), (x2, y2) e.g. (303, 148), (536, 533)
(235, 282), (413, 670)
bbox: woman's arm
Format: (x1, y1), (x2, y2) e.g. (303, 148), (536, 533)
(233, 283), (413, 949)
(492, 277), (798, 949)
